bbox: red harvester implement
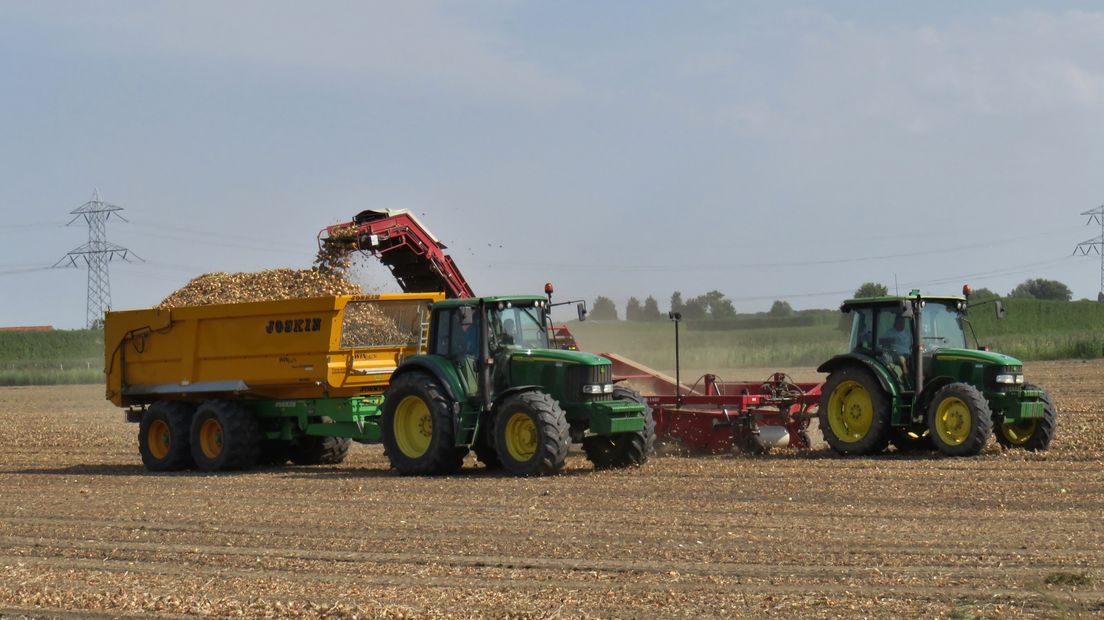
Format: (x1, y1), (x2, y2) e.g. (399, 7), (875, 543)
(605, 353), (822, 454)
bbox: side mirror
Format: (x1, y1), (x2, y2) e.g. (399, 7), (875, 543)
(995, 301), (1005, 320)
(898, 300), (914, 319)
(459, 306), (475, 328)
(576, 303), (587, 322)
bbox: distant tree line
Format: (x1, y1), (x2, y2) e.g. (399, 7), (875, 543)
(852, 278), (1076, 302)
(591, 290), (791, 321)
(589, 277), (1086, 322)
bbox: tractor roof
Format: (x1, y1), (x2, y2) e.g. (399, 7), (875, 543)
(432, 295), (547, 309)
(840, 295), (965, 312)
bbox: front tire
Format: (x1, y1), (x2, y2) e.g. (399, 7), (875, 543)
(818, 368), (891, 455)
(995, 384), (1057, 452)
(290, 436), (352, 465)
(889, 427), (935, 453)
(494, 392), (569, 476)
(472, 430), (502, 470)
(381, 372), (461, 475)
(138, 400), (195, 471)
(582, 387), (656, 469)
(189, 400), (261, 471)
(928, 383), (993, 456)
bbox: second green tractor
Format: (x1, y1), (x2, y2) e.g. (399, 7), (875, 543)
(817, 290), (1057, 456)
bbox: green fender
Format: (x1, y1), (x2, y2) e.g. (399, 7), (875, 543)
(817, 353), (900, 398)
(390, 355), (479, 446)
(817, 353), (905, 422)
(391, 355), (466, 409)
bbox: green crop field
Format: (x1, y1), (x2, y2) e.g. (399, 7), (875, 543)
(570, 298), (1104, 371)
(1, 298), (1101, 385)
(0, 329), (104, 386)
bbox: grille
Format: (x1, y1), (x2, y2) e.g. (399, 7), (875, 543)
(565, 364), (613, 402)
(984, 366), (1020, 393)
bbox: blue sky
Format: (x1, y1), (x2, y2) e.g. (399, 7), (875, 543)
(1, 1), (1103, 328)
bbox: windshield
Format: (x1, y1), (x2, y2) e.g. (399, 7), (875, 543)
(921, 303), (967, 351)
(489, 304), (548, 350)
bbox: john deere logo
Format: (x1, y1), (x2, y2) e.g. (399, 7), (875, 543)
(266, 318), (323, 334)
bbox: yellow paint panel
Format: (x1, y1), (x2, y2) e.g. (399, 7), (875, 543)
(105, 293), (442, 406)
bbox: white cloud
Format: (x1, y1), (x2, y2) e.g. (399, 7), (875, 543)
(2, 1), (579, 107)
(664, 9), (1104, 136)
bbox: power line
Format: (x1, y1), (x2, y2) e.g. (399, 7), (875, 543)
(492, 224), (1084, 273)
(52, 189), (143, 328)
(1073, 205), (1104, 301)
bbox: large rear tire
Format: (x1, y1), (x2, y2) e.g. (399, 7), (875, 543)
(818, 368), (891, 455)
(494, 391), (569, 476)
(381, 372), (461, 475)
(927, 383), (993, 456)
(995, 384), (1056, 452)
(138, 400), (195, 471)
(582, 387), (656, 469)
(189, 400), (261, 471)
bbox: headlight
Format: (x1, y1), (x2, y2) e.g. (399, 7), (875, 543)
(583, 384), (614, 394)
(1015, 374), (1024, 384)
(995, 374), (1016, 384)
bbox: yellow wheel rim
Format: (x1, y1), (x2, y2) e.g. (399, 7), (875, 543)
(504, 412), (538, 462)
(1001, 419), (1036, 445)
(934, 397), (972, 446)
(826, 380), (874, 443)
(198, 418), (224, 460)
(394, 395), (433, 458)
(148, 419), (171, 460)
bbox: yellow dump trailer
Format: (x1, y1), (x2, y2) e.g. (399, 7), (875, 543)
(104, 293), (443, 471)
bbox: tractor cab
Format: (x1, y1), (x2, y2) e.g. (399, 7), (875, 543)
(843, 294), (969, 390)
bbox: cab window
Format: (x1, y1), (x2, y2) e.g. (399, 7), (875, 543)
(848, 308), (874, 352)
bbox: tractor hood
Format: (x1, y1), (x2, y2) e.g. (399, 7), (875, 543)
(507, 348), (609, 367)
(931, 347), (1022, 367)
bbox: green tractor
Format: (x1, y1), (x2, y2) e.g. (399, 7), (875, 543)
(817, 289), (1057, 456)
(379, 295), (655, 476)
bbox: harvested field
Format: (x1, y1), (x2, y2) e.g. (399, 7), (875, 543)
(1, 360), (1102, 618)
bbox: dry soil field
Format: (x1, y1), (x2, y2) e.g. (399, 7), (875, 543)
(1, 361), (1102, 619)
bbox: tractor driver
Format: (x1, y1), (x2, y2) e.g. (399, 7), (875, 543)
(882, 314), (914, 381)
(884, 315), (913, 355)
(501, 318), (517, 346)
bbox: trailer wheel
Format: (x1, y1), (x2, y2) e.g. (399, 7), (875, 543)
(189, 400), (261, 471)
(889, 427), (935, 453)
(995, 384), (1056, 452)
(818, 368), (891, 455)
(290, 436), (351, 465)
(583, 387), (657, 469)
(494, 391), (569, 476)
(381, 372), (461, 475)
(927, 383), (993, 457)
(138, 400), (195, 471)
